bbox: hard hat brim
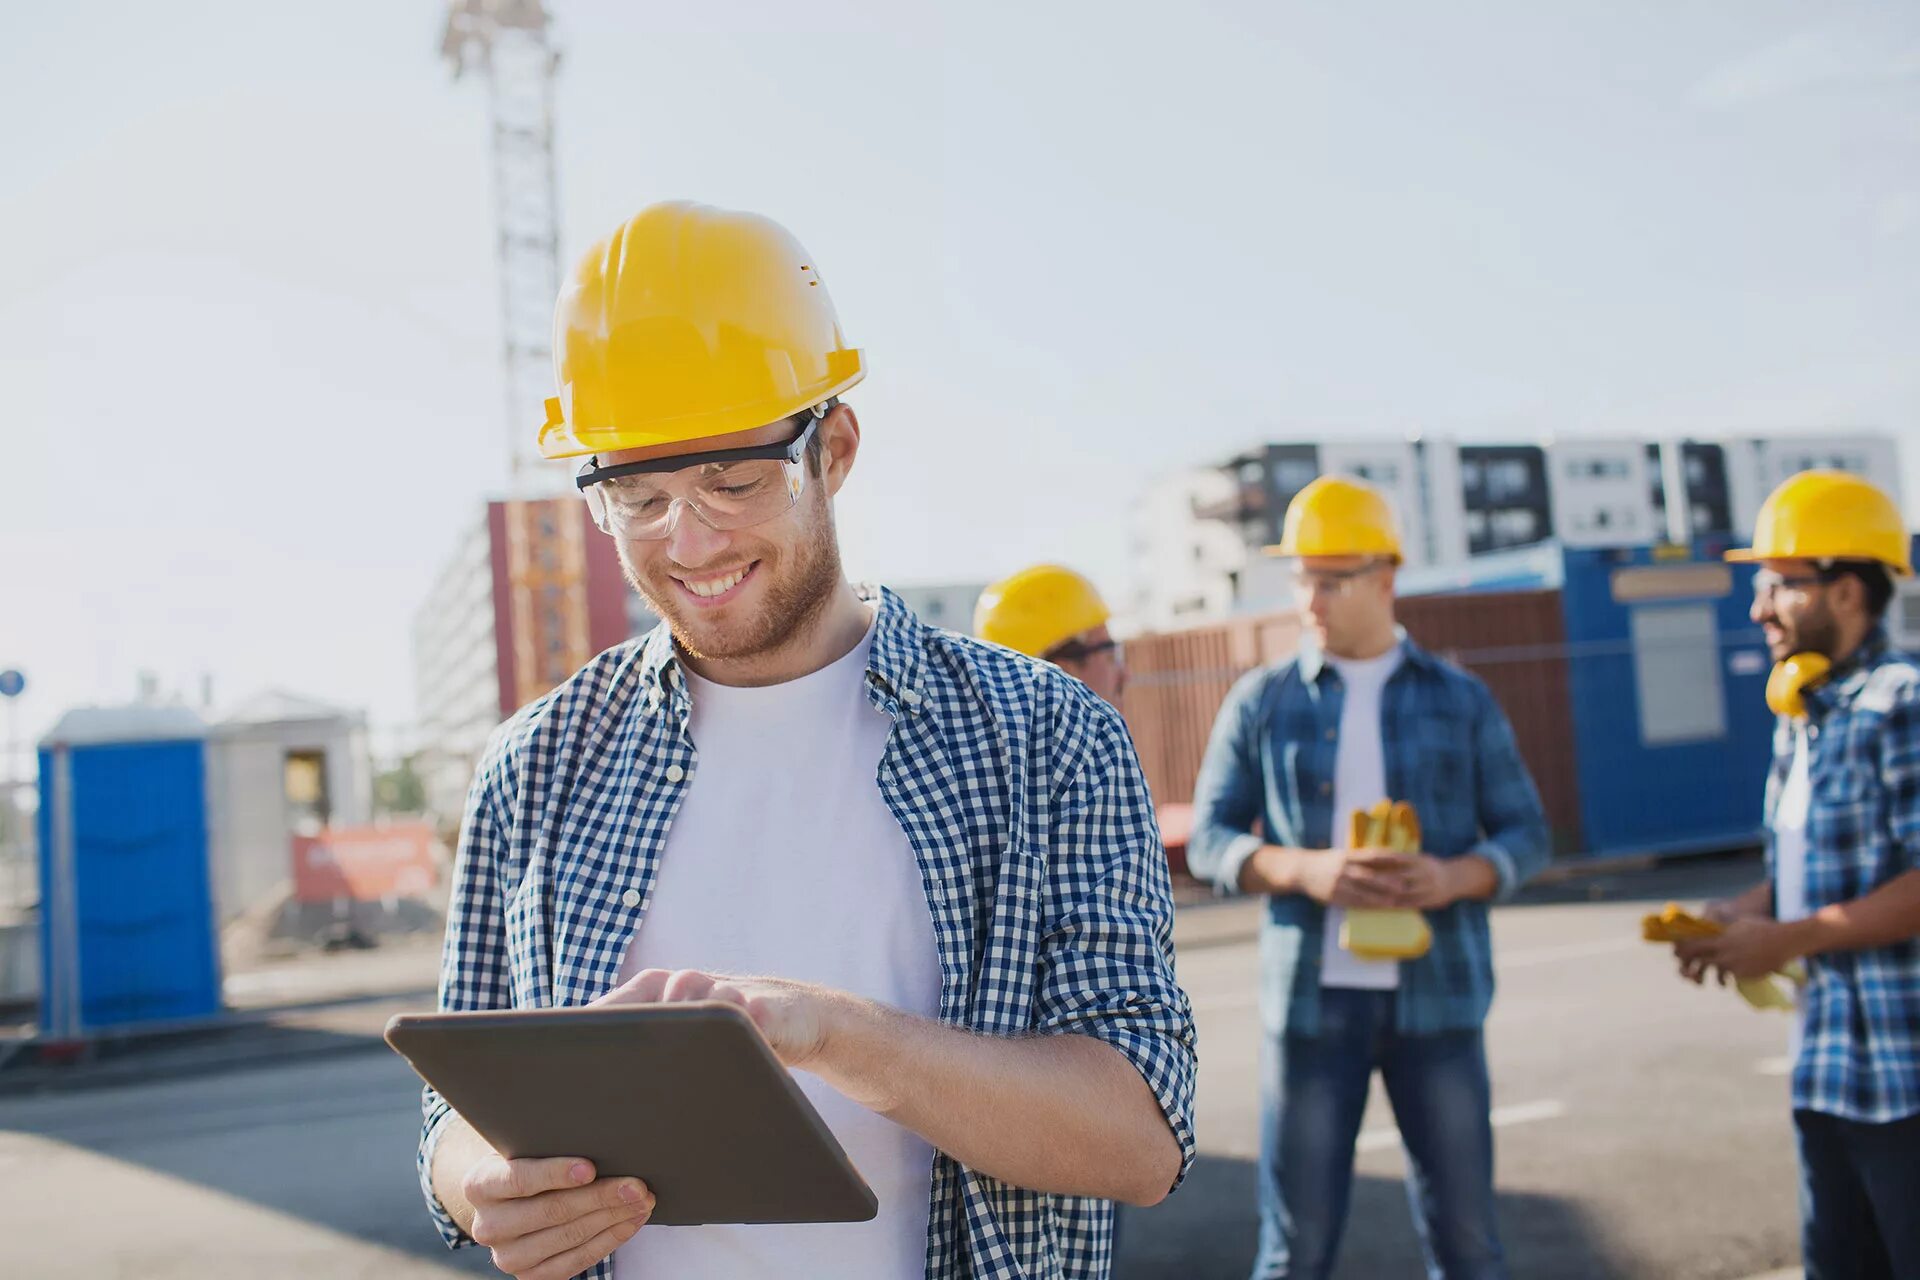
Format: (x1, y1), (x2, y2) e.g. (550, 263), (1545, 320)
(1261, 543), (1404, 564)
(537, 356), (865, 461)
(1724, 545), (1913, 576)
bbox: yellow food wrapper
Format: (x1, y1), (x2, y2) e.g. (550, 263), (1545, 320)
(1640, 902), (1805, 1013)
(1341, 801), (1432, 961)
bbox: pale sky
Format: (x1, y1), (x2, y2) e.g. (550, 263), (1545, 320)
(2, 0), (1916, 762)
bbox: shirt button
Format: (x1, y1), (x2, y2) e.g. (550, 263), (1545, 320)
(1321, 782), (1332, 796)
(1325, 730), (1336, 742)
(621, 888), (642, 909)
(665, 764), (685, 783)
(902, 689), (923, 707)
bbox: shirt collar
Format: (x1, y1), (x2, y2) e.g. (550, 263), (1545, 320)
(633, 583), (925, 716)
(1803, 626), (1891, 719)
(1300, 626), (1423, 684)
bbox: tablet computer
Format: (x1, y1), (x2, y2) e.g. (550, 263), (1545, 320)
(385, 1002), (878, 1226)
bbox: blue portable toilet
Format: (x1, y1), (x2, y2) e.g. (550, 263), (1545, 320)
(1556, 545), (1777, 859)
(37, 706), (223, 1038)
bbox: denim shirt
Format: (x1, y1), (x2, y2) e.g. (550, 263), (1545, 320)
(1187, 635), (1550, 1036)
(1767, 630), (1920, 1124)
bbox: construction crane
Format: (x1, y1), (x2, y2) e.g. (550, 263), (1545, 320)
(439, 1), (593, 715)
(440, 0), (564, 493)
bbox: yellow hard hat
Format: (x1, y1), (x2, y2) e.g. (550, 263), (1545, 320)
(974, 565), (1111, 658)
(537, 201), (867, 460)
(1266, 475), (1403, 563)
(1725, 470), (1912, 577)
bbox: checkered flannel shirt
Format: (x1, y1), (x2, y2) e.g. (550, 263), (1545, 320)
(417, 586), (1197, 1279)
(1767, 630), (1920, 1124)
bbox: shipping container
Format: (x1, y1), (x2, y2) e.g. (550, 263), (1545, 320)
(1124, 540), (1775, 863)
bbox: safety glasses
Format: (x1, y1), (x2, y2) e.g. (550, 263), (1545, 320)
(574, 413), (819, 540)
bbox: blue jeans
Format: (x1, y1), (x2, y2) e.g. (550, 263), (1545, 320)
(1796, 1108), (1920, 1280)
(1253, 988), (1506, 1280)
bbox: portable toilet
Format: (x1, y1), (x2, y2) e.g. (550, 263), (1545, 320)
(37, 706), (222, 1039)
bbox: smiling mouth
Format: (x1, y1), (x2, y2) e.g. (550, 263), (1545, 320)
(672, 562), (757, 604)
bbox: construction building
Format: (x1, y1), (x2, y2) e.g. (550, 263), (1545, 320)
(412, 498), (652, 821)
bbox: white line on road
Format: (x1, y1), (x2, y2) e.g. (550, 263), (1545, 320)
(1354, 1098), (1567, 1153)
(1189, 936), (1642, 1011)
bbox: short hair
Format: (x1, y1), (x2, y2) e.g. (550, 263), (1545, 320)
(1826, 560), (1894, 620)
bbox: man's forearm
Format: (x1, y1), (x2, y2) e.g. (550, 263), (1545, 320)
(1784, 868), (1920, 958)
(1238, 844), (1314, 895)
(806, 994), (1182, 1206)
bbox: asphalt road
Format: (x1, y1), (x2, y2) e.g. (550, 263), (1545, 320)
(0, 853), (1803, 1278)
(1120, 854), (1802, 1280)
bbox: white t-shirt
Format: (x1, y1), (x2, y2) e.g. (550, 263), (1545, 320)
(1773, 726), (1812, 926)
(1773, 724), (1813, 1059)
(1320, 646), (1407, 991)
(612, 623), (944, 1280)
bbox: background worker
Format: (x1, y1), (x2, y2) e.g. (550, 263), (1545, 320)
(1674, 470), (1920, 1279)
(418, 202), (1196, 1280)
(975, 564), (1129, 707)
(1187, 475), (1550, 1280)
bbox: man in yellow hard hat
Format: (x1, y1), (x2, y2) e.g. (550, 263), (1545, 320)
(1665, 470), (1920, 1277)
(975, 565), (1128, 707)
(1187, 475), (1549, 1280)
(416, 202), (1194, 1280)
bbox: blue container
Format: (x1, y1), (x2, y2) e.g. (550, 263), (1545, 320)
(37, 707), (222, 1036)
(1403, 540), (1778, 861)
(1557, 546), (1775, 859)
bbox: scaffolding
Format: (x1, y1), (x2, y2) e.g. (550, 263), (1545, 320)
(441, 0), (566, 493)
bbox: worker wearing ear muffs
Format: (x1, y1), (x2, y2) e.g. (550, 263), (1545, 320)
(1668, 470), (1920, 1279)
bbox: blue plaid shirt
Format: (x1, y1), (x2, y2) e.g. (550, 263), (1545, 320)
(1766, 630), (1920, 1124)
(417, 586), (1197, 1280)
(1187, 635), (1550, 1036)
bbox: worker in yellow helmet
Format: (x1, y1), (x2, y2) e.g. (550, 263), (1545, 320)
(1187, 474), (1549, 1280)
(1666, 470), (1920, 1279)
(420, 202), (1194, 1280)
(974, 565), (1128, 707)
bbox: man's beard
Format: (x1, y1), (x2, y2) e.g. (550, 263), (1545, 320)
(623, 502), (845, 666)
(1780, 602), (1842, 661)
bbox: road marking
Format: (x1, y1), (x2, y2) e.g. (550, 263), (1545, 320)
(1189, 936), (1640, 1010)
(1754, 1055), (1793, 1077)
(1355, 1098), (1567, 1153)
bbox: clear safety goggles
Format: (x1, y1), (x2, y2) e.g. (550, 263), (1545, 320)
(574, 409), (822, 540)
(1290, 559), (1389, 600)
(1750, 567), (1835, 604)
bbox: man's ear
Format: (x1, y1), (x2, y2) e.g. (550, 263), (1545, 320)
(818, 403), (862, 498)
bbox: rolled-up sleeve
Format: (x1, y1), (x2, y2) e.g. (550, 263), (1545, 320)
(1186, 668), (1272, 896)
(1031, 706), (1199, 1193)
(1466, 680), (1550, 899)
(416, 740), (517, 1249)
(1877, 682), (1920, 873)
